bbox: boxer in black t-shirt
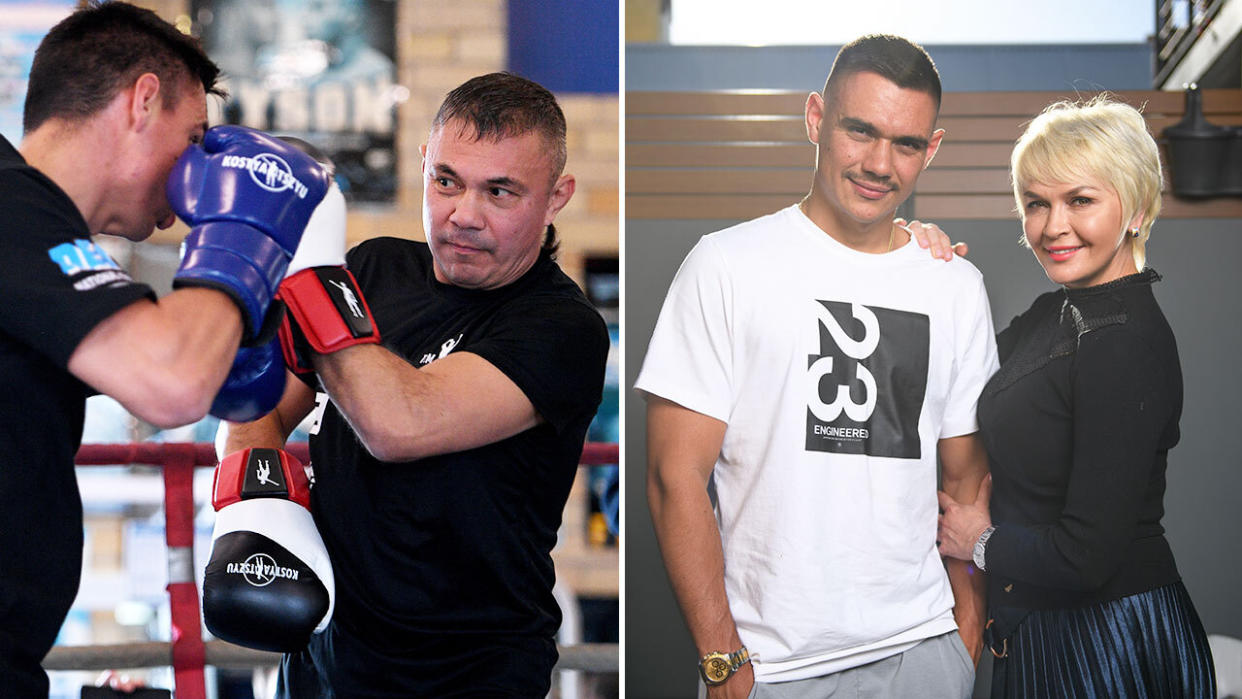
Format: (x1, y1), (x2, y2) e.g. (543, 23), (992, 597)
(221, 73), (609, 696)
(0, 3), (332, 694)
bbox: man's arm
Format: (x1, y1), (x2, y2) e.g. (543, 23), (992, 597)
(310, 344), (539, 463)
(938, 432), (989, 665)
(68, 288), (243, 428)
(646, 394), (753, 698)
(217, 374), (318, 457)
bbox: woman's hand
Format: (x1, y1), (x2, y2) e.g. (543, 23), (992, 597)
(937, 473), (993, 561)
(896, 218), (969, 261)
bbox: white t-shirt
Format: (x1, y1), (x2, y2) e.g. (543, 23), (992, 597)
(635, 205), (999, 682)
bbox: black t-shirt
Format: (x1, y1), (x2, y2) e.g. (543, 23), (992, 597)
(286, 238), (608, 696)
(0, 136), (154, 694)
(980, 270), (1182, 630)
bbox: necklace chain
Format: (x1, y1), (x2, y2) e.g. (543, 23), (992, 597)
(800, 197), (900, 253)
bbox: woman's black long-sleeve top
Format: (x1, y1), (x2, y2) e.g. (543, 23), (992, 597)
(980, 269), (1183, 625)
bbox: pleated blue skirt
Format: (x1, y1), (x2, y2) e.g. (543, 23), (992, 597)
(990, 581), (1216, 699)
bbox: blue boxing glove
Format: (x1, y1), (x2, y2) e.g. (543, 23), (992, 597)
(210, 330), (286, 422)
(168, 126), (332, 342)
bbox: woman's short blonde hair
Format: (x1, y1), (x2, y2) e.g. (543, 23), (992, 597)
(1011, 94), (1163, 270)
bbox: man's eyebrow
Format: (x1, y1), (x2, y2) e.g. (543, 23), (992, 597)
(430, 163), (459, 179)
(486, 176), (525, 192)
(840, 116), (929, 150)
(839, 116), (877, 136)
(894, 135), (930, 150)
(429, 165), (529, 193)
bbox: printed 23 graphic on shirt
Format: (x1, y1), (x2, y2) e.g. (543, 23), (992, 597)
(806, 299), (928, 457)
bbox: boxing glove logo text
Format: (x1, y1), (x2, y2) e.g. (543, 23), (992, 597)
(806, 299), (929, 458)
(220, 153), (310, 198)
(226, 552), (300, 587)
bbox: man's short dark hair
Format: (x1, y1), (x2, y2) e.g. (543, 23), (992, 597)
(24, 0), (222, 133)
(432, 72), (568, 256)
(823, 34), (941, 113)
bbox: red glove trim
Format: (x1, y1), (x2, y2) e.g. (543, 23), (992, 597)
(213, 448), (312, 510)
(278, 267), (380, 373)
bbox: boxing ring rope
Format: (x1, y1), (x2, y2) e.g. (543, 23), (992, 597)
(54, 441), (620, 698)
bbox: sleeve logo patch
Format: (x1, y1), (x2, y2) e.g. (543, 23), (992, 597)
(48, 239), (134, 291)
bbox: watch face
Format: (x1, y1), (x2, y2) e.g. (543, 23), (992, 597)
(703, 656), (731, 683)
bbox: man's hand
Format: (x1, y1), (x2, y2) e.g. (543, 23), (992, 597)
(937, 474), (993, 561)
(896, 218), (969, 261)
(706, 662), (755, 699)
(94, 670), (147, 692)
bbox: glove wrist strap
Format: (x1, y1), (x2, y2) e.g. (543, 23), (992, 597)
(278, 267), (380, 374)
(213, 448), (310, 510)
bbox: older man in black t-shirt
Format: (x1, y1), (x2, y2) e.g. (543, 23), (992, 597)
(222, 73), (609, 697)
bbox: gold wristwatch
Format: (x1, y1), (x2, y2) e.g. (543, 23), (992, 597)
(698, 646), (751, 685)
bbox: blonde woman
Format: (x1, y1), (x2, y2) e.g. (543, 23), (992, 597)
(936, 96), (1215, 698)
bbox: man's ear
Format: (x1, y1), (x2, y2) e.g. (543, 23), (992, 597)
(543, 174), (576, 226)
(128, 73), (162, 131)
(923, 128), (946, 169)
(805, 91), (826, 145)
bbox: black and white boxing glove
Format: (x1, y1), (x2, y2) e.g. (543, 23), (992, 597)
(202, 448), (334, 652)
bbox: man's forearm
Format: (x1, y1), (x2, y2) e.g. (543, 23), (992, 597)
(942, 479), (987, 646)
(314, 345), (538, 463)
(939, 433), (990, 662)
(946, 557), (986, 661)
(648, 472), (744, 656)
(646, 396), (751, 696)
(217, 375), (316, 458)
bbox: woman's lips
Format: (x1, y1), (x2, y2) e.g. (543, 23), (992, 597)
(1046, 245), (1082, 262)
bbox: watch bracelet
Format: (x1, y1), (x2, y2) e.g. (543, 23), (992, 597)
(973, 524), (997, 571)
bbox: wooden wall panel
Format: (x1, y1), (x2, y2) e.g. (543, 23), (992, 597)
(627, 89), (1242, 221)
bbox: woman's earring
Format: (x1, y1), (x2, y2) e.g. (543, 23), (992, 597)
(1130, 227), (1140, 238)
